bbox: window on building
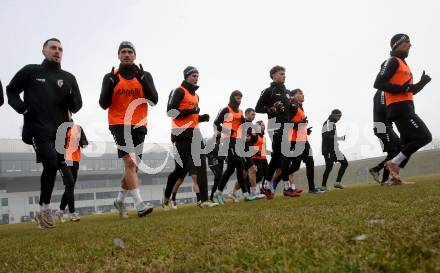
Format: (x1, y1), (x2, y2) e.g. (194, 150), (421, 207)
(34, 196), (40, 204)
(97, 205), (114, 213)
(75, 193), (94, 201)
(1, 198), (8, 207)
(28, 196), (33, 205)
(95, 191), (119, 200)
(51, 195), (62, 203)
(179, 186), (193, 193)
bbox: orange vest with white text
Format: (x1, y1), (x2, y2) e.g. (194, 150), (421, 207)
(288, 106), (308, 142)
(171, 86), (199, 129)
(108, 72), (148, 126)
(252, 134), (267, 160)
(221, 106), (243, 139)
(385, 57), (413, 106)
(66, 125), (81, 162)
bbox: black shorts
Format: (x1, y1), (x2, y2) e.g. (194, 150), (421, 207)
(109, 125), (147, 159)
(374, 123), (400, 152)
(243, 157), (255, 169)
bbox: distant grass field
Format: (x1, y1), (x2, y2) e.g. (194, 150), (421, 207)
(1, 174), (439, 273)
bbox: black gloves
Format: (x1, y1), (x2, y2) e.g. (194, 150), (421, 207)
(420, 70), (432, 86)
(136, 64), (146, 82)
(410, 70), (432, 94)
(199, 114), (210, 123)
(272, 101), (285, 113)
(191, 106), (200, 114)
(307, 127), (313, 135)
(109, 67), (120, 86)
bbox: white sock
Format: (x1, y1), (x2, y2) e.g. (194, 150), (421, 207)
(290, 183), (296, 190)
(250, 186), (257, 194)
(391, 152), (407, 166)
(283, 181), (290, 190)
(216, 189), (223, 195)
(129, 188), (143, 206)
(116, 190), (127, 203)
(41, 203), (50, 211)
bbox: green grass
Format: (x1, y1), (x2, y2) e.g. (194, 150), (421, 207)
(1, 175), (440, 273)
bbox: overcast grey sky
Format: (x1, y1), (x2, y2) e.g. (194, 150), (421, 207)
(0, 0), (439, 163)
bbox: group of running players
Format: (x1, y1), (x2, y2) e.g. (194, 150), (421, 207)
(0, 33), (432, 228)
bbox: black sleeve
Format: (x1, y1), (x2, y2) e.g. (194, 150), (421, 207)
(68, 75), (82, 113)
(374, 58), (410, 93)
(99, 73), (115, 110)
(255, 89), (271, 114)
(166, 88), (197, 118)
(0, 80), (4, 107)
(6, 65), (30, 114)
(140, 71), (158, 106)
(79, 126), (88, 148)
(213, 107), (228, 133)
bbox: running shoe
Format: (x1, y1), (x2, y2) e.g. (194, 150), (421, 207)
(283, 188), (301, 197)
(56, 210), (66, 223)
(114, 200), (128, 219)
(334, 182), (345, 189)
(137, 202), (154, 217)
(214, 192), (225, 205)
(369, 168), (381, 184)
(70, 212), (81, 222)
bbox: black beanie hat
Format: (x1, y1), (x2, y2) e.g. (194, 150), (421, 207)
(290, 88), (302, 96)
(390, 34), (410, 50)
(331, 109), (342, 115)
(118, 41), (136, 55)
(184, 66), (199, 79)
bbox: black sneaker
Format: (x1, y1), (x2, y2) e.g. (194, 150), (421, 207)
(369, 168), (381, 184)
(308, 188), (321, 194)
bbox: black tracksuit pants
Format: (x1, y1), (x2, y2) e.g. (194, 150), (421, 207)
(165, 139), (198, 199)
(217, 140), (247, 193)
(33, 137), (75, 207)
(209, 158), (224, 201)
(60, 162), (79, 213)
(322, 152), (348, 187)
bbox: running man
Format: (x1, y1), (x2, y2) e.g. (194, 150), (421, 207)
(164, 66), (214, 208)
(369, 90), (401, 185)
(56, 112), (88, 222)
(321, 109), (348, 190)
(7, 38), (82, 228)
(373, 34), (432, 184)
(283, 89), (320, 194)
(252, 121), (269, 191)
(99, 41), (158, 218)
(255, 65), (290, 198)
(213, 91), (257, 204)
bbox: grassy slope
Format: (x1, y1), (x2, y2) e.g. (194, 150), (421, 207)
(0, 175), (439, 273)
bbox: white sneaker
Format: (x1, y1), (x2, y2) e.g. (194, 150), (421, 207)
(334, 182), (345, 189)
(170, 200), (178, 209)
(137, 202), (154, 217)
(114, 200), (128, 219)
(56, 211), (66, 223)
(70, 212), (81, 222)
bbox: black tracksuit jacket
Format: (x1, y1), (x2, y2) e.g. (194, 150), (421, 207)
(7, 60), (82, 144)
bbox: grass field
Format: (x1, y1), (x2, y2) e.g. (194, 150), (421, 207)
(1, 175), (439, 273)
